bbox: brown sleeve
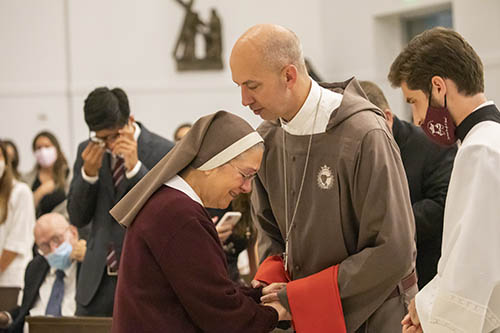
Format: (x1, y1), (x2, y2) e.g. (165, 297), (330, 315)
(338, 127), (416, 328)
(251, 175), (286, 262)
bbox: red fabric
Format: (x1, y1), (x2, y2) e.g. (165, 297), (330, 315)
(254, 255), (290, 284)
(287, 265), (346, 333)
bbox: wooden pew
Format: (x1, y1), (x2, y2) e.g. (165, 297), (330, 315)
(26, 316), (112, 333)
(0, 287), (20, 311)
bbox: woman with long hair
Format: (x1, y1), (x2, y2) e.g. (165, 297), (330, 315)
(24, 131), (70, 218)
(2, 140), (21, 180)
(0, 141), (35, 288)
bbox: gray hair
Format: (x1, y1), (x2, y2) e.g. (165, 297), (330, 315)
(231, 142), (264, 162)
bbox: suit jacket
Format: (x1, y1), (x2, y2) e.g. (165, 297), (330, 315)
(67, 122), (173, 308)
(392, 116), (457, 288)
(5, 256), (80, 333)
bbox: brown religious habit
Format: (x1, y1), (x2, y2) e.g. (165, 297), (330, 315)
(253, 78), (418, 332)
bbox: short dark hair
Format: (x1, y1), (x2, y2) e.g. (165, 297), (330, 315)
(84, 87), (130, 131)
(359, 81), (390, 110)
(388, 27), (484, 96)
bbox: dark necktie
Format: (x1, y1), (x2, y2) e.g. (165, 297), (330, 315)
(106, 243), (119, 275)
(45, 269), (65, 316)
(112, 157), (125, 188)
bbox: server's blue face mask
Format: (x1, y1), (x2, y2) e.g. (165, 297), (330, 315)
(45, 241), (73, 270)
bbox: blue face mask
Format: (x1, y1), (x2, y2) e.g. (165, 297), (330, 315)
(45, 241), (73, 270)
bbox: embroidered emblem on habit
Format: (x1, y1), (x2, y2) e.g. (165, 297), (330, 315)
(317, 165), (334, 190)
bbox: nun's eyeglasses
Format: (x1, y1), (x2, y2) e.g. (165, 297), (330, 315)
(229, 163), (257, 182)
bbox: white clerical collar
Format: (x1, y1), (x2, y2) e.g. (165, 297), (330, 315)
(133, 121), (141, 141)
(472, 100), (495, 112)
(280, 79), (343, 135)
(165, 175), (204, 207)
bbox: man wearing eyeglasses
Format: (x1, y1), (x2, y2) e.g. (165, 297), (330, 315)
(0, 213), (86, 333)
(67, 87), (174, 317)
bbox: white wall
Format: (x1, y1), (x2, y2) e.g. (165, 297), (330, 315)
(1, 0), (499, 172)
(321, 0), (500, 121)
(0, 0), (327, 172)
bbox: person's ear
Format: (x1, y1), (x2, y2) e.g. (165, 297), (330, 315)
(68, 225), (79, 245)
(128, 115), (135, 125)
(384, 109), (394, 132)
(431, 76), (447, 96)
(384, 109), (393, 121)
(283, 65), (298, 89)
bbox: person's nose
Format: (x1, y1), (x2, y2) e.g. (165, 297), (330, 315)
(240, 178), (253, 193)
(241, 86), (254, 107)
(411, 107), (423, 126)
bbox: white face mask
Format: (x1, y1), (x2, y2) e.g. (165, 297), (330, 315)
(35, 146), (58, 168)
(0, 160), (5, 179)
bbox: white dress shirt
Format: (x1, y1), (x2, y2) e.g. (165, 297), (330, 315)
(280, 79), (343, 135)
(28, 261), (77, 317)
(0, 181), (35, 289)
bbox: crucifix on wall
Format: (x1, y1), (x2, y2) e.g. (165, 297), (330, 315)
(172, 0), (223, 71)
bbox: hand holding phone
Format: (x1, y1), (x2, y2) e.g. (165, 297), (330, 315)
(217, 211), (242, 229)
(215, 212), (241, 243)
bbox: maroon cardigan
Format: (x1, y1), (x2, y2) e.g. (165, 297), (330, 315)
(112, 185), (278, 332)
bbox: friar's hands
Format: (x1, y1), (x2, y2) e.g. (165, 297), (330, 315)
(260, 282), (287, 303)
(265, 301), (292, 321)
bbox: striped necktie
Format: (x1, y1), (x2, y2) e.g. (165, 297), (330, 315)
(112, 157), (125, 188)
(106, 243), (119, 276)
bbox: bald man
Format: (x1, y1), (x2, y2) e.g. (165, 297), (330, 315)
(230, 24), (417, 332)
(0, 213), (86, 333)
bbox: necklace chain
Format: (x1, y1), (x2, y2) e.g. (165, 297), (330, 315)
(282, 89), (322, 271)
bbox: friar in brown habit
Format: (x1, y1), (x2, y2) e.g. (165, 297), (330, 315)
(229, 24), (418, 332)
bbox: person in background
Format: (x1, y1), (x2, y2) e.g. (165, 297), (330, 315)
(67, 87), (174, 317)
(23, 131), (70, 219)
(0, 141), (35, 291)
(2, 141), (20, 180)
(359, 80), (456, 289)
(388, 27), (500, 333)
(173, 122), (192, 142)
(208, 192), (258, 285)
(0, 213), (86, 333)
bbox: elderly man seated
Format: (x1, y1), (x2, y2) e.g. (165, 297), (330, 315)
(0, 213), (86, 333)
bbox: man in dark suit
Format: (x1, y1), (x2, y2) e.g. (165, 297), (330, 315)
(0, 213), (86, 333)
(67, 87), (174, 316)
(360, 81), (457, 288)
